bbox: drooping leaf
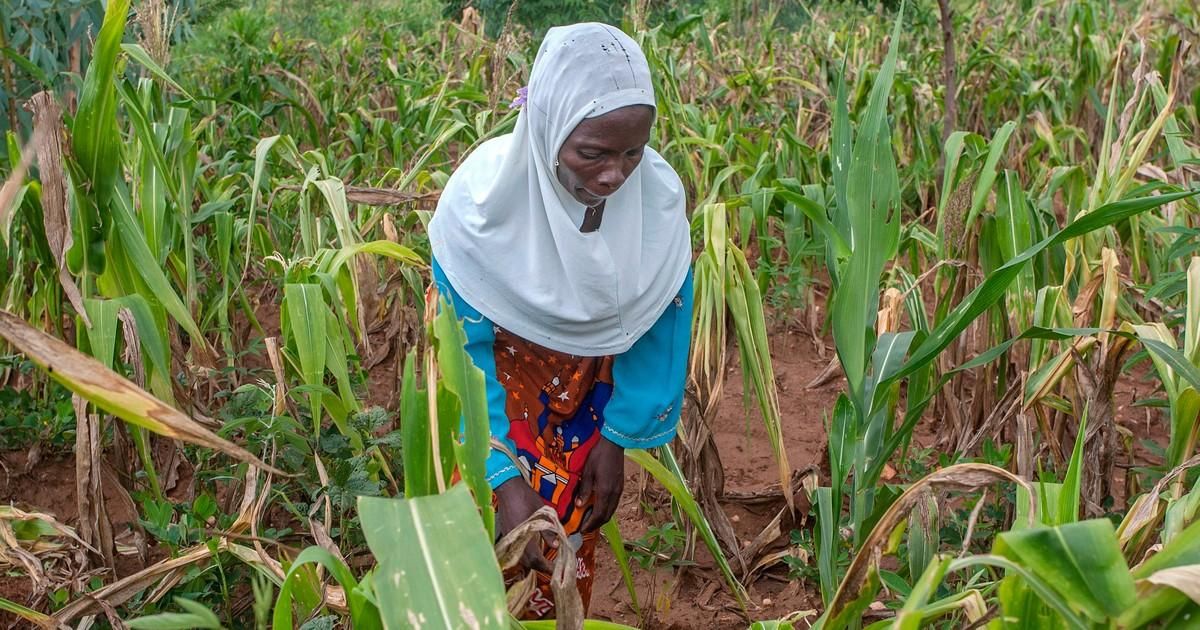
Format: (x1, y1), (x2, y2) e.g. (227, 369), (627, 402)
(0, 310), (282, 474)
(995, 519), (1136, 622)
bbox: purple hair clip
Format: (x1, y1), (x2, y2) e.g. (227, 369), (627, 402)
(510, 86), (528, 109)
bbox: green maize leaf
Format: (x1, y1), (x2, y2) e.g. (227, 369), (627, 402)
(243, 135), (296, 275)
(117, 80), (183, 213)
(70, 0), (128, 198)
(937, 131), (969, 215)
(120, 43), (194, 101)
(432, 298), (494, 538)
(626, 448), (748, 610)
(893, 555), (952, 630)
(828, 395), (853, 509)
(0, 181), (28, 249)
(830, 58), (851, 241)
(772, 189), (849, 257)
(905, 494), (939, 587)
(83, 298), (121, 368)
(0, 310), (282, 474)
(814, 485), (837, 608)
(110, 188), (209, 351)
(865, 331), (915, 407)
(521, 622), (639, 629)
(830, 7), (903, 408)
(401, 350), (435, 498)
(963, 120), (1018, 231)
(1135, 332), (1200, 468)
(1140, 337), (1200, 394)
(1185, 258), (1200, 366)
(1058, 407), (1088, 524)
(322, 309), (362, 448)
(996, 169), (1036, 329)
(0, 595), (55, 629)
(126, 597), (222, 629)
(328, 240), (426, 274)
(314, 178), (358, 248)
(271, 546), (380, 630)
(600, 519), (640, 617)
(1117, 587), (1195, 629)
(995, 519), (1136, 622)
(284, 283), (327, 434)
(358, 485), (507, 630)
(951, 554), (1087, 630)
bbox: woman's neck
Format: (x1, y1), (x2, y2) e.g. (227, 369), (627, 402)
(580, 202), (605, 233)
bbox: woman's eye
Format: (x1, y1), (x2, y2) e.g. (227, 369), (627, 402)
(626, 147), (645, 158)
(578, 151), (601, 160)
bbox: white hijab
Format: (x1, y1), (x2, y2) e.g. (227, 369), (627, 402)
(429, 23), (691, 357)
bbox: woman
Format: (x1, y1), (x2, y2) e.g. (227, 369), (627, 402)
(428, 22), (692, 618)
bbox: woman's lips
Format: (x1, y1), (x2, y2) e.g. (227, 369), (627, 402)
(577, 188), (607, 205)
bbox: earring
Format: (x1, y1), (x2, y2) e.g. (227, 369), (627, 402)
(554, 160), (559, 167)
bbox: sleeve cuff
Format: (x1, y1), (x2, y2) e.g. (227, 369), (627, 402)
(601, 422), (678, 450)
(485, 448), (522, 489)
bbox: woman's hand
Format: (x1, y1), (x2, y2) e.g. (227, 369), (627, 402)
(495, 478), (556, 573)
(576, 435), (625, 533)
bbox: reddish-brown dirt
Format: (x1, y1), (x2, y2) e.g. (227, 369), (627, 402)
(589, 326), (837, 629)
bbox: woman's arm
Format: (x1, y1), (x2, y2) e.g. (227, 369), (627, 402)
(602, 267), (694, 448)
(430, 260), (523, 490)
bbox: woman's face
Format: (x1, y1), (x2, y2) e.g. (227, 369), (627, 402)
(555, 105), (654, 207)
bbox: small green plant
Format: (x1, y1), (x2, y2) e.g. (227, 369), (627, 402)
(0, 380), (74, 450)
(628, 509), (692, 572)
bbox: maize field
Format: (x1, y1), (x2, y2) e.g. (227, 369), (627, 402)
(0, 0), (1199, 627)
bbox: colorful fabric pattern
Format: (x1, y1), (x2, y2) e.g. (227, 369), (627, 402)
(494, 328), (613, 530)
(492, 328), (611, 617)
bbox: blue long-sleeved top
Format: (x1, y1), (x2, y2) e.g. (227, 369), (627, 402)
(431, 259), (693, 489)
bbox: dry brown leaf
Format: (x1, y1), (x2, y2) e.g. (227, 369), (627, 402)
(1119, 453), (1200, 550)
(505, 571), (538, 618)
(0, 310), (286, 475)
(826, 464), (1032, 620)
(74, 396), (114, 569)
(0, 517), (50, 595)
(0, 506), (96, 553)
(1140, 565), (1200, 605)
(26, 92), (90, 328)
(493, 506), (582, 629)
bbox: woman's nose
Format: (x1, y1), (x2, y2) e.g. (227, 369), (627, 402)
(596, 166), (625, 193)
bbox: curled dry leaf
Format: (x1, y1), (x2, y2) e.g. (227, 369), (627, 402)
(1119, 453), (1200, 549)
(1140, 565), (1200, 605)
(826, 463), (1033, 621)
(505, 571), (539, 618)
(0, 506), (96, 553)
(493, 505), (583, 629)
(26, 92), (90, 328)
(0, 310), (286, 475)
(0, 515), (50, 595)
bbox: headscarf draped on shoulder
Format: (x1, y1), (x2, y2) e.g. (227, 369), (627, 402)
(429, 22), (691, 356)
